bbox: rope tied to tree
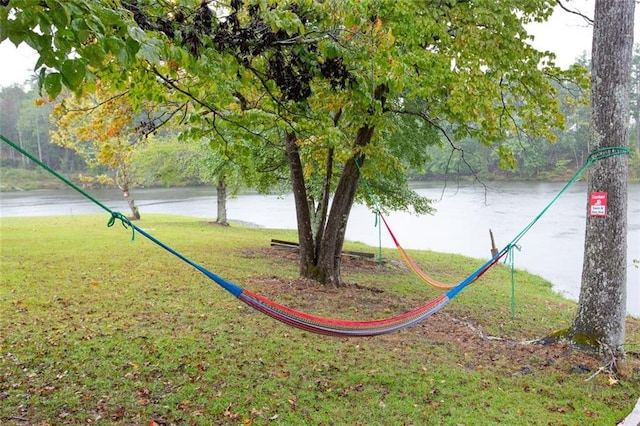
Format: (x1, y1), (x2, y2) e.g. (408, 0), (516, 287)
(488, 146), (631, 315)
(586, 146), (631, 164)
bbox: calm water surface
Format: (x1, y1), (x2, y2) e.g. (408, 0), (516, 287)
(1, 182), (638, 316)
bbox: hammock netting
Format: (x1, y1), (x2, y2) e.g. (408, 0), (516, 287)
(378, 212), (458, 289)
(0, 134), (629, 337)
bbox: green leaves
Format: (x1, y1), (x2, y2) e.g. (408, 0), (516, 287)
(1, 0), (140, 97)
(60, 59), (86, 91)
(138, 38), (163, 65)
(42, 72), (62, 98)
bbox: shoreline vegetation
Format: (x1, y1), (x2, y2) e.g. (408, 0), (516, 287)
(3, 164), (639, 193)
(1, 214), (638, 425)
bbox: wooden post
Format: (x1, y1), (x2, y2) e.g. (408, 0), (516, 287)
(489, 229), (498, 257)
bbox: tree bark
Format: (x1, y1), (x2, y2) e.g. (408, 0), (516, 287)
(313, 109), (342, 259)
(317, 124), (375, 287)
(285, 132), (317, 277)
(636, 75), (640, 151)
(117, 165), (141, 220)
(313, 147), (333, 258)
(216, 176), (229, 226)
(570, 0), (634, 360)
(35, 114), (43, 163)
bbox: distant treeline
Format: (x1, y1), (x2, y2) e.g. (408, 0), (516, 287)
(2, 56), (639, 188)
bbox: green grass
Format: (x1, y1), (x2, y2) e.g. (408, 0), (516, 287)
(1, 215), (639, 425)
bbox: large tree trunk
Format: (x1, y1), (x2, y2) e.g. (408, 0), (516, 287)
(285, 132), (317, 278)
(313, 109), (341, 258)
(570, 0), (633, 361)
(312, 146), (333, 257)
(287, 93), (381, 286)
(636, 75), (640, 151)
(216, 176), (229, 226)
(317, 125), (375, 287)
(286, 125), (375, 286)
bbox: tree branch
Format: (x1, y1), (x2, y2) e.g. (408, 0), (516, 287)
(390, 108), (488, 198)
(60, 90), (129, 114)
(556, 0), (594, 25)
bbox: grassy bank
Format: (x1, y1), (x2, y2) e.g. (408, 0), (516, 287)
(0, 168), (69, 191)
(1, 215), (639, 425)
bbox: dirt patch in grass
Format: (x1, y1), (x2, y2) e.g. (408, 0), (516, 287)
(243, 247), (640, 381)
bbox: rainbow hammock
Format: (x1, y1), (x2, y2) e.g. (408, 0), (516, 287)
(1, 134), (628, 337)
(377, 212), (458, 289)
(130, 219), (508, 337)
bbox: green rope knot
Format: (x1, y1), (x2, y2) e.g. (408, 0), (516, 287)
(587, 146), (630, 164)
(504, 243), (521, 263)
(107, 212), (135, 241)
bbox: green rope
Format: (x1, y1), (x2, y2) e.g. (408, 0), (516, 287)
(0, 134), (135, 239)
(504, 244), (520, 318)
(107, 212), (136, 241)
(504, 145), (630, 252)
(2, 132), (630, 303)
(376, 211), (382, 266)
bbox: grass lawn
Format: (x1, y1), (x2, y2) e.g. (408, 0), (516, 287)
(1, 214), (639, 425)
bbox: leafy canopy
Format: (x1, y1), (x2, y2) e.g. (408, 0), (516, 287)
(2, 0), (587, 213)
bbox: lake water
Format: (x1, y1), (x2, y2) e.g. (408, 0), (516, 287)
(1, 182), (638, 317)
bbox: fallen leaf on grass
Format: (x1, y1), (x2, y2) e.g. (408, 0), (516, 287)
(287, 395), (297, 406)
(224, 405), (239, 420)
(111, 406), (125, 421)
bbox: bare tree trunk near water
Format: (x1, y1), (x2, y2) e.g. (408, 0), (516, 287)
(216, 176), (229, 226)
(116, 165), (141, 220)
(569, 0), (634, 365)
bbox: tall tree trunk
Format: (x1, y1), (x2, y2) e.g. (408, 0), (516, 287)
(35, 114), (43, 163)
(570, 0), (633, 361)
(216, 176), (229, 226)
(285, 132), (316, 278)
(313, 146), (333, 258)
(317, 124), (375, 287)
(123, 189), (141, 220)
(17, 126), (26, 168)
(313, 109), (341, 258)
(636, 76), (640, 151)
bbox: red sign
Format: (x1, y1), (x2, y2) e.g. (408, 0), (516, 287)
(589, 192), (608, 217)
